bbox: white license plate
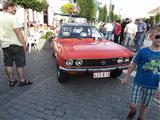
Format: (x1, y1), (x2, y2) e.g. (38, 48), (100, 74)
(93, 72), (110, 78)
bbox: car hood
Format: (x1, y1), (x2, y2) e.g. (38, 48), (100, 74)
(59, 38), (133, 59)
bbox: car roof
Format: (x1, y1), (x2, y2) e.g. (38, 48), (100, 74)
(62, 23), (92, 27)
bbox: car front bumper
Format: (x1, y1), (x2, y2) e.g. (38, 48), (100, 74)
(59, 65), (130, 72)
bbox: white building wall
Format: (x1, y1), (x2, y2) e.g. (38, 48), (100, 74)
(29, 9), (44, 24)
(15, 7), (24, 27)
(48, 6), (54, 26)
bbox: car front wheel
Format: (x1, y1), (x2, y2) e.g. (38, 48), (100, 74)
(57, 65), (68, 83)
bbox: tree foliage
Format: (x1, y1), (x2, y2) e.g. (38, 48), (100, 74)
(155, 13), (160, 23)
(86, 0), (96, 20)
(76, 0), (87, 17)
(143, 12), (160, 27)
(109, 10), (114, 22)
(99, 5), (107, 22)
(76, 0), (96, 20)
(10, 0), (46, 12)
(114, 14), (120, 21)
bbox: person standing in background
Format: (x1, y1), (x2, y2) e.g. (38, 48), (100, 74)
(124, 19), (137, 50)
(135, 18), (147, 52)
(95, 20), (101, 30)
(120, 18), (130, 45)
(104, 22), (114, 41)
(114, 20), (122, 44)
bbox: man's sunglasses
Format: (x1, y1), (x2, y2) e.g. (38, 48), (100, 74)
(155, 35), (160, 39)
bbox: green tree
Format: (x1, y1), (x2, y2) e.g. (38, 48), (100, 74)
(155, 13), (160, 23)
(86, 0), (96, 20)
(11, 0), (46, 12)
(76, 0), (96, 20)
(114, 14), (120, 21)
(99, 8), (103, 21)
(110, 11), (114, 22)
(76, 0), (87, 18)
(99, 5), (107, 22)
(149, 16), (155, 25)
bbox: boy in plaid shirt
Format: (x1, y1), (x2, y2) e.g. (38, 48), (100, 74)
(121, 25), (160, 120)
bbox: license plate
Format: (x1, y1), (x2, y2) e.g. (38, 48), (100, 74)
(93, 72), (110, 78)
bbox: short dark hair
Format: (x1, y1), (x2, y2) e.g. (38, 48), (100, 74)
(125, 18), (129, 21)
(3, 1), (16, 10)
(116, 20), (121, 23)
(150, 24), (160, 34)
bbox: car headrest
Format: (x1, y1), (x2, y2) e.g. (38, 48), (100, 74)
(80, 32), (87, 37)
(62, 32), (70, 37)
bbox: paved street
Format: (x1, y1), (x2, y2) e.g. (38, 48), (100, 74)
(0, 39), (160, 120)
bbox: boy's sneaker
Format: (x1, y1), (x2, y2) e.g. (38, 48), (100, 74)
(127, 111), (136, 120)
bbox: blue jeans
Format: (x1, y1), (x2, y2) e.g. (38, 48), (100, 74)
(135, 32), (143, 51)
(105, 31), (113, 40)
(124, 33), (134, 49)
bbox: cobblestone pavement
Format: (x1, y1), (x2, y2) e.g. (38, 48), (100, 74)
(0, 45), (160, 120)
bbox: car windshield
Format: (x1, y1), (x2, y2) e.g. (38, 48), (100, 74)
(58, 25), (104, 40)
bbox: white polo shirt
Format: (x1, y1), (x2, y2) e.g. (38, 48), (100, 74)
(0, 12), (23, 48)
(124, 22), (137, 35)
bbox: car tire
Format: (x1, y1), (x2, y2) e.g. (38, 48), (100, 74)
(110, 69), (122, 78)
(57, 65), (68, 83)
(52, 52), (55, 57)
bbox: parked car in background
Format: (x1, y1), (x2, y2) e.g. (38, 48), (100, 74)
(51, 23), (134, 83)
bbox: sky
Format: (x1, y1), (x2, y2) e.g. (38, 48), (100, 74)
(98, 0), (160, 19)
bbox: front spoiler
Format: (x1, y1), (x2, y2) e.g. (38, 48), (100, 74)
(59, 65), (130, 72)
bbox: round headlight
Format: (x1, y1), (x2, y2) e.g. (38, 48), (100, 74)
(124, 58), (130, 63)
(75, 59), (83, 66)
(65, 59), (74, 66)
(117, 58), (124, 64)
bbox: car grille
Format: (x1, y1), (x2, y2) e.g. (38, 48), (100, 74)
(83, 58), (119, 66)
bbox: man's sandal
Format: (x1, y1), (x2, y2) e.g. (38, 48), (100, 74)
(18, 80), (32, 86)
(9, 80), (18, 86)
(127, 111), (137, 120)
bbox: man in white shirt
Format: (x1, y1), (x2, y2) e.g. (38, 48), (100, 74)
(104, 22), (114, 40)
(0, 1), (32, 86)
(124, 19), (137, 50)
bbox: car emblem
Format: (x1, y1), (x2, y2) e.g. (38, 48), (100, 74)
(100, 60), (106, 65)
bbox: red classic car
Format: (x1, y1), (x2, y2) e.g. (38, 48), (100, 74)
(51, 23), (134, 83)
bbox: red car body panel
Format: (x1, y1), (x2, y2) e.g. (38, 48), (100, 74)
(52, 38), (134, 68)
